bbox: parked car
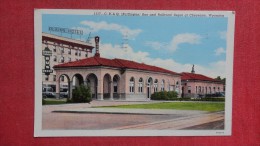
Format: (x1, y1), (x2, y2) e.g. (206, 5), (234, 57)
(60, 88), (68, 98)
(42, 87), (56, 98)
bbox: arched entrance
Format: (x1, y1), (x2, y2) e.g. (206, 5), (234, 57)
(72, 74), (84, 88)
(58, 74), (70, 99)
(103, 73), (112, 100)
(71, 74), (84, 98)
(86, 73), (98, 99)
(113, 74), (120, 100)
(147, 77), (153, 98)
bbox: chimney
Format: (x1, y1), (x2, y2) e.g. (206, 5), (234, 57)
(191, 64), (195, 74)
(94, 36), (100, 57)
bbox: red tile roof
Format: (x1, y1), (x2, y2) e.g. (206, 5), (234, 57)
(181, 72), (220, 82)
(54, 56), (179, 75)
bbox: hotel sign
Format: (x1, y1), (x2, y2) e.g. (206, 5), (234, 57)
(49, 27), (83, 35)
(42, 47), (53, 75)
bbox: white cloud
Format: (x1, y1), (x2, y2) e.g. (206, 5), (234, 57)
(214, 47), (226, 56)
(99, 43), (226, 78)
(145, 41), (168, 50)
(168, 33), (202, 52)
(219, 31), (227, 40)
(80, 21), (142, 38)
(99, 43), (149, 63)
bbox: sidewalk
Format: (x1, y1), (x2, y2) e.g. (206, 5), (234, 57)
(53, 107), (208, 115)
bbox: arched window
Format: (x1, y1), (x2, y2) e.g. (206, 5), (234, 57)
(60, 45), (64, 53)
(161, 80), (165, 91)
(209, 87), (212, 94)
(53, 55), (57, 62)
(199, 86), (201, 93)
(59, 56), (64, 63)
(129, 77), (135, 93)
(53, 43), (57, 52)
(113, 75), (120, 93)
(138, 78), (143, 93)
(154, 79), (158, 92)
(213, 87), (216, 93)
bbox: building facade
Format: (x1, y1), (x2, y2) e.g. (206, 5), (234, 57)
(181, 70), (225, 98)
(53, 37), (181, 101)
(42, 32), (94, 93)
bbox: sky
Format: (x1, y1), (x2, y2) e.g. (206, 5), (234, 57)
(42, 13), (227, 78)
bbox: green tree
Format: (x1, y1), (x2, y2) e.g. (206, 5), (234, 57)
(215, 76), (222, 80)
(71, 84), (92, 103)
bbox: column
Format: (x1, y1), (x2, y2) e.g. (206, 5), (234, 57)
(55, 79), (60, 99)
(69, 81), (73, 99)
(97, 78), (103, 100)
(110, 81), (113, 100)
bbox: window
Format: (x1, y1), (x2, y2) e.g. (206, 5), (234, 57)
(53, 55), (57, 62)
(138, 78), (143, 93)
(188, 86), (191, 93)
(213, 87), (216, 93)
(45, 75), (49, 81)
(199, 86), (201, 93)
(161, 80), (165, 91)
(60, 57), (64, 63)
(202, 87), (204, 93)
(68, 49), (71, 55)
(60, 47), (64, 53)
(209, 87), (212, 94)
(75, 50), (78, 56)
(129, 77), (135, 93)
(53, 75), (56, 81)
(218, 87), (220, 92)
(53, 43), (57, 52)
(85, 53), (88, 58)
(154, 79), (158, 92)
(205, 87), (207, 94)
(113, 83), (118, 93)
(79, 50), (81, 56)
(68, 57), (71, 62)
(196, 86), (197, 93)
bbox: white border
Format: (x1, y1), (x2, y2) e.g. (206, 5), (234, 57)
(34, 9), (235, 137)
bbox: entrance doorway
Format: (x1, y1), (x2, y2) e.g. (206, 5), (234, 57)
(147, 77), (153, 98)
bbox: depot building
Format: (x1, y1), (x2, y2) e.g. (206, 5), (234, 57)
(53, 36), (182, 101)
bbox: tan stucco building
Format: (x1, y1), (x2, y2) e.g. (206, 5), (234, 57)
(181, 70), (225, 98)
(53, 37), (181, 101)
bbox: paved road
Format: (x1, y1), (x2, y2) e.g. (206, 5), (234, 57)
(42, 100), (224, 130)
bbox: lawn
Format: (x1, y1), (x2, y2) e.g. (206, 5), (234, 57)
(100, 102), (225, 112)
(43, 99), (67, 105)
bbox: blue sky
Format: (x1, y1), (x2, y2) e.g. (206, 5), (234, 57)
(42, 14), (227, 78)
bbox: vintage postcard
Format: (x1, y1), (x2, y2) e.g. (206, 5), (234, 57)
(34, 9), (235, 136)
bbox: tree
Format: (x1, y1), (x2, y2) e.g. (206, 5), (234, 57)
(71, 84), (92, 103)
(215, 76), (222, 80)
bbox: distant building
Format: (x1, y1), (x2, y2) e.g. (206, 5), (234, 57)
(181, 66), (225, 98)
(42, 32), (94, 92)
(54, 36), (181, 101)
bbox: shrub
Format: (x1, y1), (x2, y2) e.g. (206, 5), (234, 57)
(200, 97), (225, 102)
(42, 98), (46, 105)
(151, 91), (178, 100)
(70, 84), (92, 103)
